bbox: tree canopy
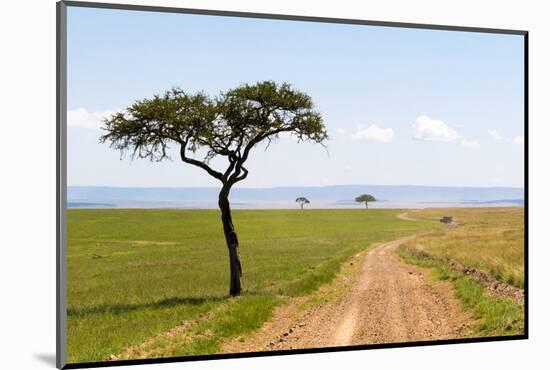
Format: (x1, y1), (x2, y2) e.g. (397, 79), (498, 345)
(355, 194), (376, 203)
(355, 194), (377, 208)
(295, 197), (310, 209)
(100, 81), (328, 188)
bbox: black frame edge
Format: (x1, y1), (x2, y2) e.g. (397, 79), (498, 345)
(523, 32), (529, 338)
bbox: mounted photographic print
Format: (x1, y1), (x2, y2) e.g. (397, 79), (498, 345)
(56, 1), (527, 368)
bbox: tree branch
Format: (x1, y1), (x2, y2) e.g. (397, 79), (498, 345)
(234, 166), (248, 182)
(229, 164), (249, 185)
(240, 127), (291, 164)
(180, 142), (224, 181)
(223, 152), (239, 181)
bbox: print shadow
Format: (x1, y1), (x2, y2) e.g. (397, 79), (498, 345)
(33, 353), (56, 366)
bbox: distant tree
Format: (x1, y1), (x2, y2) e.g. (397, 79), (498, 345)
(295, 197), (310, 210)
(355, 194), (377, 209)
(100, 81), (327, 296)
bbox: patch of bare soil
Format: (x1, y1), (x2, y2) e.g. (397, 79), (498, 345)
(90, 239), (178, 246)
(130, 240), (178, 246)
(222, 237), (474, 353)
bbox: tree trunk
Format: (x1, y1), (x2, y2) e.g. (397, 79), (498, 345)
(365, 201), (368, 209)
(301, 203), (304, 210)
(218, 186), (242, 296)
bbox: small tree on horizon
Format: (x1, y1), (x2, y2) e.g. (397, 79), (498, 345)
(295, 197), (310, 210)
(355, 194), (376, 209)
(100, 81), (327, 296)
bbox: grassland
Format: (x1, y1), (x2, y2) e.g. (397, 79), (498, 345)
(396, 207), (525, 337)
(402, 207), (524, 288)
(67, 208), (435, 363)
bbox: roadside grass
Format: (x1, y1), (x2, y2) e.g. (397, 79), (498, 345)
(403, 207), (524, 288)
(115, 294), (282, 359)
(67, 208), (434, 363)
(397, 244), (524, 336)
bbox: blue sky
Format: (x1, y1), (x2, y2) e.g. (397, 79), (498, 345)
(67, 7), (525, 188)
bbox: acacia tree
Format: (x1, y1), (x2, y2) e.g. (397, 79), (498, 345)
(355, 194), (376, 209)
(100, 81), (327, 296)
(295, 197), (310, 210)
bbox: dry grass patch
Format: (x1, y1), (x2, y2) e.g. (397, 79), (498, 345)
(405, 207), (524, 288)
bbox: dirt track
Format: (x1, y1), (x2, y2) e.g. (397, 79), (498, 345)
(223, 236), (473, 352)
(396, 211), (420, 222)
(331, 238), (472, 345)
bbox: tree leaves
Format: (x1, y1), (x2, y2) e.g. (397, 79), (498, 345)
(100, 81), (328, 187)
(355, 194), (377, 203)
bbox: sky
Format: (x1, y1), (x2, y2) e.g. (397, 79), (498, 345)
(66, 7), (525, 188)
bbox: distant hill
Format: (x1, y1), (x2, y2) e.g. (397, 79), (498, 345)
(67, 185), (524, 209)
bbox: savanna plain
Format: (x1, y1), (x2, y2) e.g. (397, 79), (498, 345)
(67, 207), (524, 363)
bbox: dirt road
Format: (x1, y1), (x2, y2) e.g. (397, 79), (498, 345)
(224, 236), (473, 352)
(331, 237), (472, 345)
(396, 211), (420, 222)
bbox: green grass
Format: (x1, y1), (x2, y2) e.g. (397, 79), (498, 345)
(397, 244), (524, 336)
(67, 208), (434, 363)
(404, 207), (524, 288)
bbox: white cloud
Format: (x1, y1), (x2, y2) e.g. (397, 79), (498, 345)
(461, 139), (481, 148)
(413, 115), (462, 141)
(336, 128), (346, 134)
(488, 129), (503, 141)
(513, 136), (524, 145)
(344, 164), (353, 171)
(67, 108), (116, 129)
(352, 124), (394, 143)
